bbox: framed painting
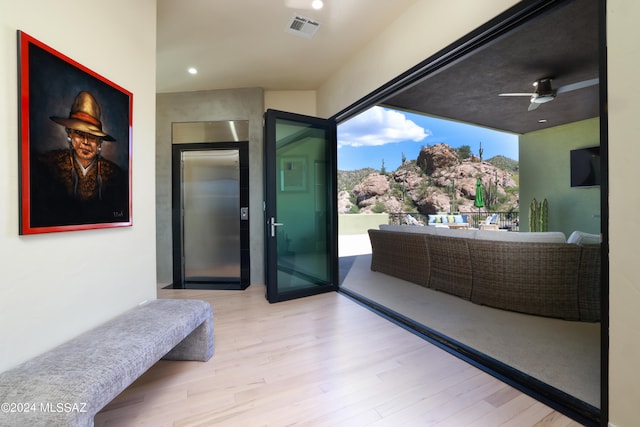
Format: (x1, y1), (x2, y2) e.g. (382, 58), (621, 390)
(18, 31), (133, 235)
(280, 157), (307, 192)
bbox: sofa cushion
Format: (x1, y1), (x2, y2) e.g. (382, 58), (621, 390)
(380, 224), (432, 234)
(431, 226), (477, 239)
(474, 230), (566, 243)
(380, 223), (472, 235)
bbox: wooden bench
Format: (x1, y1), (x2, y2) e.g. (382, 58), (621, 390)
(0, 298), (213, 427)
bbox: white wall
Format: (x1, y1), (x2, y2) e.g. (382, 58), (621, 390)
(0, 0), (157, 371)
(607, 1), (640, 426)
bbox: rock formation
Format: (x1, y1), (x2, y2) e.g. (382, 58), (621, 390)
(339, 143), (518, 215)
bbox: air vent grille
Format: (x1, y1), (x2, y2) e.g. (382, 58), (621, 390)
(285, 15), (320, 38)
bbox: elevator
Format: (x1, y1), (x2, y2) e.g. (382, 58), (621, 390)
(170, 121), (249, 289)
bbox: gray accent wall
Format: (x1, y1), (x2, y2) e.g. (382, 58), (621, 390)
(156, 88), (265, 285)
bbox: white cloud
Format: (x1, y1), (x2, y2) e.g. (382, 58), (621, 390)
(338, 106), (430, 148)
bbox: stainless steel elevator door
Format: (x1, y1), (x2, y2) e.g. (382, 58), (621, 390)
(182, 149), (240, 282)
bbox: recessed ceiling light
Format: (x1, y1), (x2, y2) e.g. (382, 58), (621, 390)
(188, 67), (198, 75)
(312, 0), (323, 10)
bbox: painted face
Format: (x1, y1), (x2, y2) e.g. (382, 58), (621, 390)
(69, 129), (102, 166)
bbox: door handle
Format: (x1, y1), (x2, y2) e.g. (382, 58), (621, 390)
(270, 217), (284, 237)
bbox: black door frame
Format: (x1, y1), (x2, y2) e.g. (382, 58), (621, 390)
(171, 142), (250, 290)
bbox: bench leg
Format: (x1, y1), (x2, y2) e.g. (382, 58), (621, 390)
(162, 316), (214, 362)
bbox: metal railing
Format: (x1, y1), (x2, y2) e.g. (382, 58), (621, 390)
(388, 211), (520, 231)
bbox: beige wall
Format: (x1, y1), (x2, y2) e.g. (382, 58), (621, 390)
(0, 0), (157, 371)
(264, 91), (317, 116)
(607, 1), (640, 426)
(338, 213), (389, 235)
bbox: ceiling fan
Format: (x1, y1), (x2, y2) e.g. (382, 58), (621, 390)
(499, 77), (599, 111)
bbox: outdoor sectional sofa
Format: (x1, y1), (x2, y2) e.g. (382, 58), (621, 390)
(425, 213), (471, 228)
(368, 224), (601, 322)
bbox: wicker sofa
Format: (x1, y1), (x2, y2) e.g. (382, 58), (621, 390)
(368, 224), (601, 322)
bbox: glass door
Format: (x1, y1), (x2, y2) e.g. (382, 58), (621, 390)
(264, 109), (338, 302)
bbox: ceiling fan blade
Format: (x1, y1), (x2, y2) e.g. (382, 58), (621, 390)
(499, 93), (536, 97)
(528, 101), (541, 111)
(556, 78), (599, 94)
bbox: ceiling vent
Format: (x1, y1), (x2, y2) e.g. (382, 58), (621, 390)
(285, 15), (320, 38)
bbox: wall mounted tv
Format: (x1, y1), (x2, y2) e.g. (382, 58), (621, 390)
(570, 146), (600, 188)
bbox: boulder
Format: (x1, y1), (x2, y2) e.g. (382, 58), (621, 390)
(417, 143), (459, 174)
(337, 190), (353, 214)
(352, 173), (389, 204)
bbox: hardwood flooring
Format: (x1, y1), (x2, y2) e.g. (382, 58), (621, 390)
(95, 285), (582, 426)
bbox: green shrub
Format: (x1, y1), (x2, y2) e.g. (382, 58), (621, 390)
(372, 201), (386, 213)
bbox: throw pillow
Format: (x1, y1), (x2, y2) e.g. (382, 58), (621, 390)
(567, 230), (602, 245)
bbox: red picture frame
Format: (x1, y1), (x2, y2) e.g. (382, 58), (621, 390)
(18, 31), (133, 235)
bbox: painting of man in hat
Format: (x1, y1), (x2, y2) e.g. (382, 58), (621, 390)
(19, 31), (132, 234)
(29, 91), (128, 228)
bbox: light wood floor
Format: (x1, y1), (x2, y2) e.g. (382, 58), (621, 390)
(95, 285), (581, 426)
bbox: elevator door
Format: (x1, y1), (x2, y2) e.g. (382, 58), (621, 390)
(172, 143), (249, 289)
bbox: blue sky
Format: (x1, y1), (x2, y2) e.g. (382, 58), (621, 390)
(337, 106), (519, 171)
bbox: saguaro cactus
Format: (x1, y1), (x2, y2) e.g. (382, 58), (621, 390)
(529, 198), (538, 231)
(540, 198), (549, 231)
(529, 198), (549, 232)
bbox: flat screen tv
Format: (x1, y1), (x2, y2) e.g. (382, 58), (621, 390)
(570, 146), (600, 188)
